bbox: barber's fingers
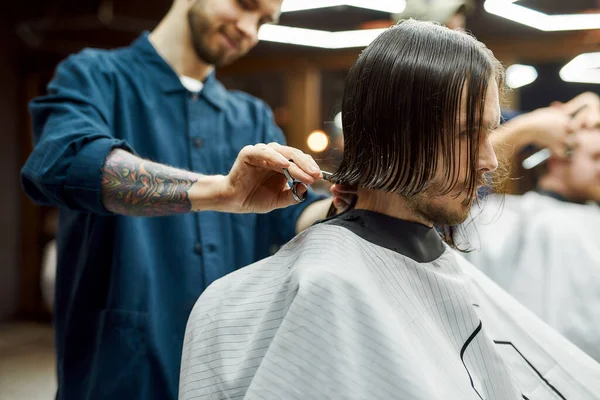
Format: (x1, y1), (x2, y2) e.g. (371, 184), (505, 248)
(568, 109), (600, 131)
(237, 143), (320, 185)
(560, 95), (591, 116)
(549, 135), (577, 159)
(569, 111), (588, 132)
(240, 144), (291, 171)
(266, 143), (322, 179)
(564, 135), (580, 158)
(584, 111), (600, 129)
(284, 162), (316, 185)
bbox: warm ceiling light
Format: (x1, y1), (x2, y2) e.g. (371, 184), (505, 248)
(281, 0), (406, 14)
(262, 1), (406, 48)
(484, 0), (600, 31)
(560, 52), (600, 84)
(258, 24), (387, 48)
(505, 64), (538, 89)
(307, 130), (330, 152)
(259, 25), (333, 48)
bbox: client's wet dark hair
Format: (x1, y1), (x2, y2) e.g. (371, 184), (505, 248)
(332, 19), (505, 247)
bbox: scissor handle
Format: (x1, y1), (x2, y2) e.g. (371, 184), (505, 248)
(283, 160), (336, 202)
(282, 166), (307, 202)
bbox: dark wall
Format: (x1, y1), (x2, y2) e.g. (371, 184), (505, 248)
(0, 16), (22, 320)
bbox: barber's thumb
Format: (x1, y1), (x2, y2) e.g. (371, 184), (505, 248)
(568, 118), (581, 133)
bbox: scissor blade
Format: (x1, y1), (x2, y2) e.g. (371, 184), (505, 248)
(321, 170), (334, 182)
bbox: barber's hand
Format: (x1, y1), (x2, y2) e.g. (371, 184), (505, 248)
(330, 183), (357, 213)
(552, 91), (600, 131)
(222, 143), (322, 213)
(519, 107), (573, 159)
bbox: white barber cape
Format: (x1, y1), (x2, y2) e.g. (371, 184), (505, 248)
(180, 209), (600, 400)
(462, 191), (600, 362)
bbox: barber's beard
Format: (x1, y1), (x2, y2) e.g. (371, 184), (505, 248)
(187, 11), (230, 66)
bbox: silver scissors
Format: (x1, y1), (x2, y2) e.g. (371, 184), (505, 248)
(282, 162), (334, 202)
(283, 167), (355, 217)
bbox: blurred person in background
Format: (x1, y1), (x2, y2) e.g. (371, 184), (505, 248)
(20, 0), (353, 399)
(462, 126), (600, 362)
(393, 0), (475, 31)
(395, 0), (599, 145)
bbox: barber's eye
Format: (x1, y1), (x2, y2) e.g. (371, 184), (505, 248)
(238, 0), (251, 10)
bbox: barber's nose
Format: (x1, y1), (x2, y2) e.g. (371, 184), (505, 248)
(236, 15), (259, 45)
(478, 135), (498, 173)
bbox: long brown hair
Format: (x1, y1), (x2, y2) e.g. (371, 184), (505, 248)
(332, 19), (505, 246)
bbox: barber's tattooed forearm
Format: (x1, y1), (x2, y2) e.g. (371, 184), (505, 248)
(101, 149), (198, 216)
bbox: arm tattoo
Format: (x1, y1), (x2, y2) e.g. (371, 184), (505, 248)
(101, 149), (199, 216)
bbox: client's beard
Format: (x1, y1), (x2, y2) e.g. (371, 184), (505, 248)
(405, 174), (488, 226)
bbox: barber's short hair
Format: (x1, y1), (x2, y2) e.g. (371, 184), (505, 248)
(333, 19), (504, 197)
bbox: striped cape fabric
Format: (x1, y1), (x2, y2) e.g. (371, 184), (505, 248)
(457, 253), (600, 399)
(179, 210), (600, 400)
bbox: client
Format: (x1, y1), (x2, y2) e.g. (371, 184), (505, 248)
(179, 19), (600, 400)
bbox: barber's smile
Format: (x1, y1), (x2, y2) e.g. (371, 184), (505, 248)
(220, 32), (239, 50)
